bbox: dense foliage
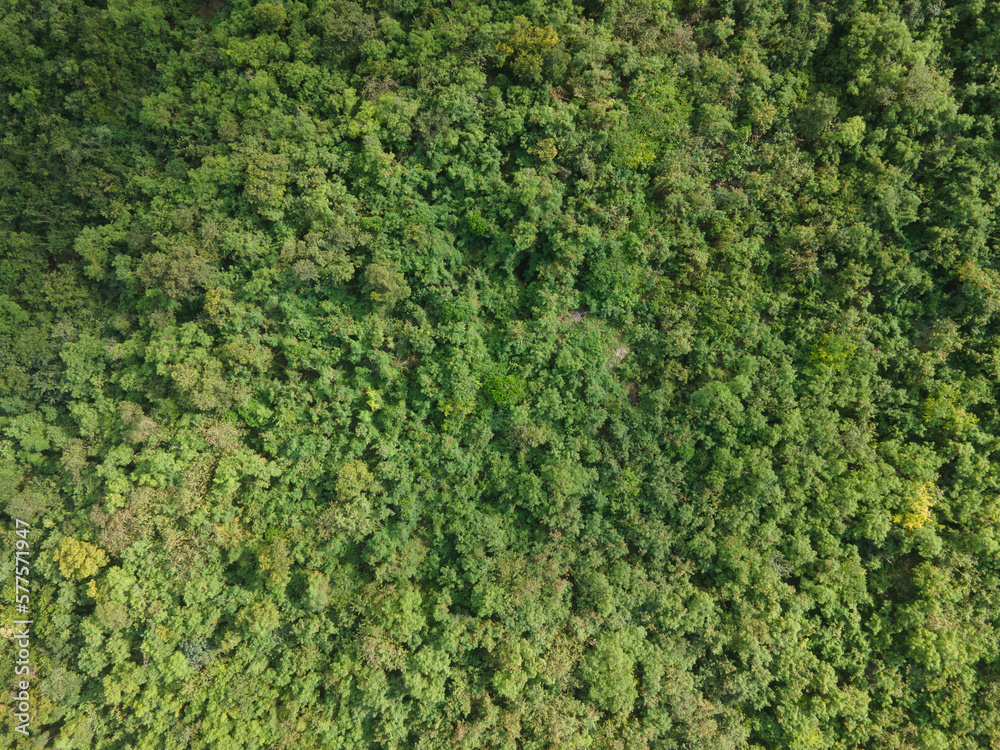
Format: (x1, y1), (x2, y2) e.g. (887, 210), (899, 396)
(2, 0), (999, 748)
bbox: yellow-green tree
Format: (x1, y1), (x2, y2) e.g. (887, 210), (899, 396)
(55, 537), (109, 579)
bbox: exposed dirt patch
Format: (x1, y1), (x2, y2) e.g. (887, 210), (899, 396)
(627, 380), (639, 406)
(197, 0), (225, 20)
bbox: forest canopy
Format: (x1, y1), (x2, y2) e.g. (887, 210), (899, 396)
(1, 0), (999, 748)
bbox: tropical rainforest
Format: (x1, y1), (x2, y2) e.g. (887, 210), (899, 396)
(1, 0), (999, 748)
